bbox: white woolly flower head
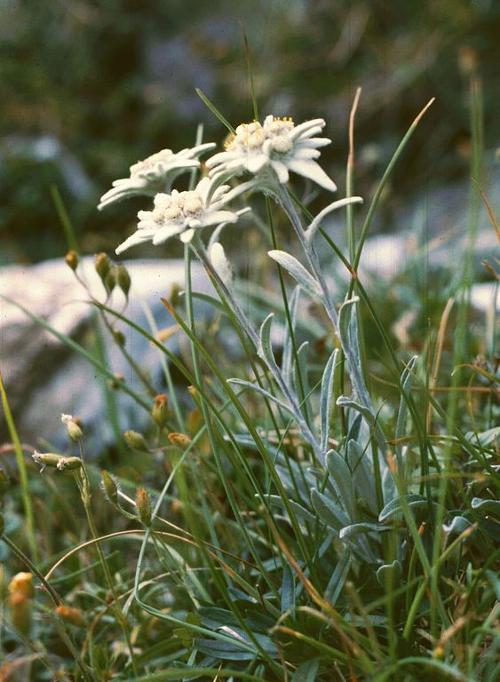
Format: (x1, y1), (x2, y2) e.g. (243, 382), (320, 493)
(206, 115), (336, 192)
(98, 143), (216, 210)
(115, 177), (249, 255)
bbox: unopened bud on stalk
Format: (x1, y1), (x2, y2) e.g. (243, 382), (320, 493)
(105, 266), (118, 292)
(95, 252), (111, 281)
(9, 572), (33, 599)
(61, 413), (83, 442)
(116, 264), (131, 297)
(101, 470), (119, 505)
(32, 451), (82, 473)
(113, 330), (126, 347)
(152, 394), (169, 427)
(136, 488), (152, 526)
(56, 605), (85, 627)
(124, 430), (149, 452)
(8, 572), (33, 635)
(168, 432), (191, 448)
(65, 250), (79, 271)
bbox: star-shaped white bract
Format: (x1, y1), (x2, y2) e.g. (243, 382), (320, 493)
(206, 116), (337, 192)
(115, 177), (248, 255)
(98, 143), (216, 210)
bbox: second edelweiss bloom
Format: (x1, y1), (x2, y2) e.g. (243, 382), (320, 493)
(98, 143), (215, 210)
(115, 177), (249, 254)
(206, 115), (337, 191)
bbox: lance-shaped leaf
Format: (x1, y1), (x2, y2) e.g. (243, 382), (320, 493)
(282, 285), (301, 387)
(326, 449), (355, 518)
(346, 439), (377, 514)
(378, 493), (430, 522)
(268, 250), (322, 299)
(395, 355), (418, 467)
(227, 378), (292, 414)
(338, 297), (375, 415)
(471, 498), (500, 518)
(311, 488), (350, 532)
(305, 196), (364, 243)
(320, 349), (339, 452)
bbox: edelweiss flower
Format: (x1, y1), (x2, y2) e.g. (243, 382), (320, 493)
(115, 177), (248, 254)
(206, 115), (336, 191)
(98, 143), (216, 210)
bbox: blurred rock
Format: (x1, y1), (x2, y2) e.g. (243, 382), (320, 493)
(0, 257), (210, 452)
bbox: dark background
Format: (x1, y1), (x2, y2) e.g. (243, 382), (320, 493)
(1, 0), (499, 264)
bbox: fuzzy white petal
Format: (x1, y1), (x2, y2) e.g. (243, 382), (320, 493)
(286, 159), (337, 192)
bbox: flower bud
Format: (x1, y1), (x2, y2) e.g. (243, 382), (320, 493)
(9, 572), (33, 600)
(95, 252), (111, 281)
(56, 605), (85, 627)
(113, 330), (126, 347)
(0, 512), (4, 536)
(101, 470), (119, 505)
(152, 394), (169, 427)
(116, 264), (131, 297)
(65, 250), (79, 271)
(168, 432), (191, 448)
(61, 413), (83, 442)
(32, 452), (82, 472)
(136, 488), (152, 526)
(8, 572), (33, 635)
(56, 456), (83, 471)
(105, 266), (117, 292)
(124, 430), (149, 452)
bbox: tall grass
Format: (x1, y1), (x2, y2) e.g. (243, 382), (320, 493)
(0, 80), (498, 682)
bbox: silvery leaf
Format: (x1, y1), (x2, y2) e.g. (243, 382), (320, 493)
(268, 250), (322, 299)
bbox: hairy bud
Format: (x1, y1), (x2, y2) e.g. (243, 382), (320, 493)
(95, 252), (111, 281)
(56, 605), (85, 627)
(61, 413), (83, 442)
(116, 264), (131, 297)
(124, 430), (149, 452)
(136, 488), (152, 526)
(101, 470), (119, 505)
(152, 394), (169, 427)
(65, 250), (79, 271)
(168, 432), (192, 448)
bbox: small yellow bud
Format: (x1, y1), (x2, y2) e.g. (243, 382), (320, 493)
(95, 252), (111, 281)
(152, 394), (169, 427)
(56, 605), (85, 627)
(168, 432), (191, 448)
(124, 430), (149, 452)
(56, 456), (83, 471)
(101, 470), (119, 504)
(116, 264), (131, 297)
(61, 413), (83, 442)
(65, 250), (79, 271)
(136, 488), (152, 526)
(32, 452), (82, 472)
(105, 266), (117, 292)
(9, 572), (33, 599)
